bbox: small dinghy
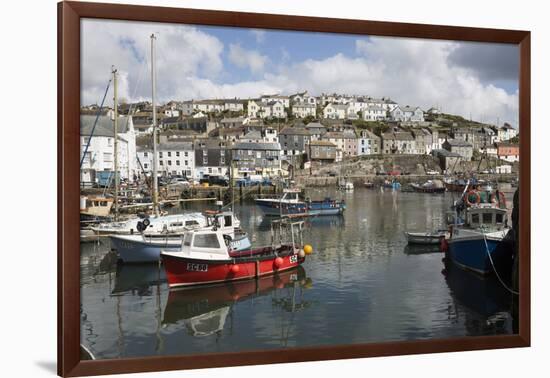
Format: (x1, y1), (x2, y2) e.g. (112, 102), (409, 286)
(405, 231), (445, 245)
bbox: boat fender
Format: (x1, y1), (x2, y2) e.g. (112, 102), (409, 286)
(439, 236), (448, 252)
(303, 244), (313, 255)
(230, 264), (240, 274)
(136, 221), (145, 233)
(274, 257), (284, 269)
(298, 249), (306, 258)
(465, 190), (480, 206)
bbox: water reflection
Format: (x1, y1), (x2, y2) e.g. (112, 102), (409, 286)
(443, 264), (512, 335)
(162, 267), (312, 338)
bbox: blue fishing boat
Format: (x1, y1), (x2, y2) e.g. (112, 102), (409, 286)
(306, 197), (346, 215)
(445, 187), (512, 275)
(255, 189), (345, 216)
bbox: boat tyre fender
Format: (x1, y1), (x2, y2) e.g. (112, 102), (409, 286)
(465, 190), (480, 206)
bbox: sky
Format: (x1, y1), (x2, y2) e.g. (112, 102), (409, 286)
(81, 18), (519, 127)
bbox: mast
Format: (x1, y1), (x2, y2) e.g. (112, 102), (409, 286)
(112, 66), (119, 221)
(151, 34), (159, 217)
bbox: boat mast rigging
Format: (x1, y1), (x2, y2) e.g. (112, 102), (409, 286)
(151, 34), (160, 217)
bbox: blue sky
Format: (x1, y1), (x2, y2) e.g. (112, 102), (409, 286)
(81, 19), (519, 126)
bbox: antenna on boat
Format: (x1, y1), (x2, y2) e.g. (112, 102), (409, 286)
(112, 66), (119, 221)
(151, 33), (160, 217)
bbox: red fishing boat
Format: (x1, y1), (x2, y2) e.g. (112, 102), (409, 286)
(161, 219), (312, 288)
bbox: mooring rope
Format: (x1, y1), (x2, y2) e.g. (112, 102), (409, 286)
(482, 228), (519, 295)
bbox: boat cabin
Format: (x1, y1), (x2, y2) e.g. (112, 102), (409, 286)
(177, 228), (232, 261)
(465, 206), (508, 230)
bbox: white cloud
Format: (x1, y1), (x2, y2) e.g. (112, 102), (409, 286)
(81, 19), (224, 105)
(228, 44), (269, 75)
(251, 29), (266, 44)
(81, 21), (518, 126)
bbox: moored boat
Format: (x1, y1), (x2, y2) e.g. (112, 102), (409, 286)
(306, 197), (346, 215)
(255, 188), (308, 216)
(161, 219), (312, 287)
(410, 180), (446, 193)
(110, 210), (251, 263)
(91, 212), (206, 235)
(405, 231), (445, 245)
(255, 188), (345, 216)
(444, 187), (512, 275)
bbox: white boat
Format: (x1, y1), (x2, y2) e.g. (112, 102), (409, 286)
(405, 231), (445, 245)
(110, 210), (251, 263)
(337, 178), (354, 190)
(92, 213), (206, 235)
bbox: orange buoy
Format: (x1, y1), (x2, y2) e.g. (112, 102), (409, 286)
(230, 264), (240, 274)
(274, 257), (284, 269)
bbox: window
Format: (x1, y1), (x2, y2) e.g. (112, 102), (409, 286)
(208, 167), (212, 173)
(482, 213), (493, 224)
(168, 160), (172, 166)
(256, 152), (262, 159)
(184, 152), (188, 157)
(143, 152), (148, 157)
(183, 233), (192, 246)
(144, 163), (148, 169)
(107, 138), (113, 147)
(184, 160), (188, 166)
(203, 157), (208, 165)
(159, 152), (163, 158)
(103, 152), (112, 162)
(185, 220), (199, 227)
(471, 213), (480, 224)
(176, 151), (180, 157)
(176, 160), (180, 166)
(159, 161), (163, 166)
(496, 213), (504, 224)
(168, 151), (172, 157)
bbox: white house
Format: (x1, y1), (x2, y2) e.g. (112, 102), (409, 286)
(390, 106), (424, 122)
(323, 103), (349, 119)
(247, 100), (262, 118)
(136, 141), (195, 178)
(497, 124), (518, 142)
(260, 94), (290, 108)
(80, 114), (138, 183)
(362, 105), (387, 121)
(292, 102), (316, 118)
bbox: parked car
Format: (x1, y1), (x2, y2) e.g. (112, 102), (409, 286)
(426, 170), (439, 175)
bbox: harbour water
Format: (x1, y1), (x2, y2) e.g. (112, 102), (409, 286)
(80, 187), (514, 360)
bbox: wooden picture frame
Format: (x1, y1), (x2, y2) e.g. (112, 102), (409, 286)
(58, 1), (531, 376)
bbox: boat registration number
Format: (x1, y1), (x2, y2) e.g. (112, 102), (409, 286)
(187, 263), (208, 272)
(290, 255), (298, 263)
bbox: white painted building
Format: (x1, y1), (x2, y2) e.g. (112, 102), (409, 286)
(362, 105), (387, 121)
(390, 106), (425, 122)
(137, 141), (195, 177)
(80, 114), (137, 183)
(323, 103), (349, 119)
(292, 102), (317, 118)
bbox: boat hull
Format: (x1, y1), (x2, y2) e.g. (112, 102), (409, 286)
(255, 199), (309, 216)
(447, 230), (511, 275)
(111, 234), (252, 263)
(405, 232), (443, 245)
(161, 247), (305, 287)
